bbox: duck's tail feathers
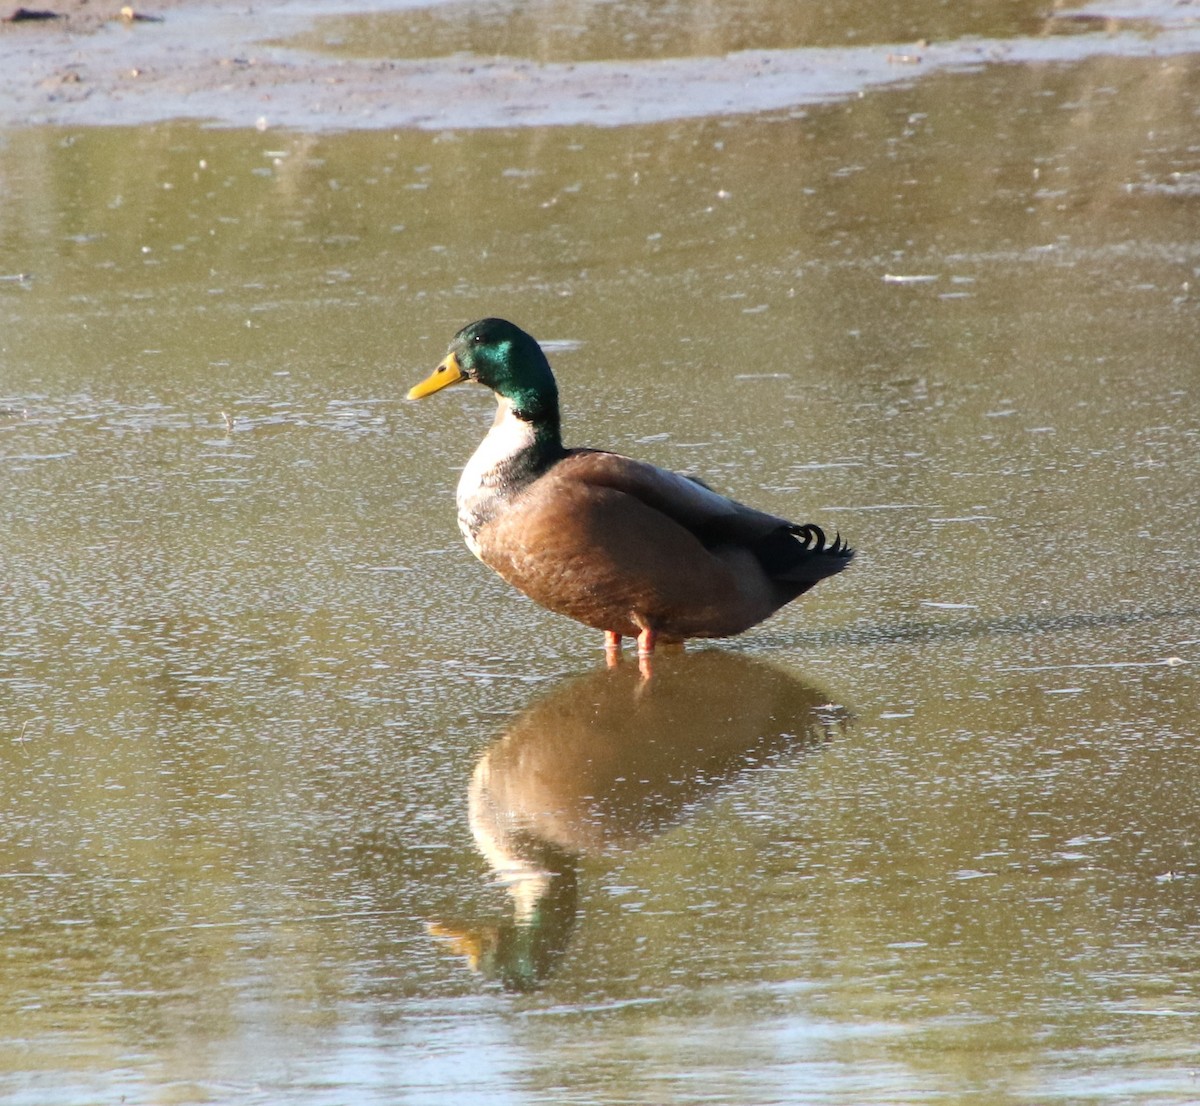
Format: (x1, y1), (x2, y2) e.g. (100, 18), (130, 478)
(755, 523), (855, 596)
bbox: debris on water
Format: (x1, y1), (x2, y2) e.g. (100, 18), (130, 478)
(119, 5), (163, 21)
(4, 8), (60, 21)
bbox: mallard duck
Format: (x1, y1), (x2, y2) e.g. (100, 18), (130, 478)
(408, 318), (853, 658)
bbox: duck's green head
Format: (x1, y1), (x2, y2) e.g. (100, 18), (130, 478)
(409, 318), (559, 424)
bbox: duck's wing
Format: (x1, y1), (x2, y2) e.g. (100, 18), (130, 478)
(555, 450), (796, 542)
(554, 449), (854, 587)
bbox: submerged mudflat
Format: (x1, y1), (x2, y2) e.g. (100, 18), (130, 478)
(1, 0), (1198, 129)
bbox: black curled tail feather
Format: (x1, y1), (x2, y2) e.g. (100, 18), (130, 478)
(788, 523), (854, 563)
(752, 522), (855, 593)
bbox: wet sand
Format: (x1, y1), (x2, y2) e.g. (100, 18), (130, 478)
(1, 0), (1198, 131)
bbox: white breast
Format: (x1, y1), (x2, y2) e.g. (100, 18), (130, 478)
(456, 398), (536, 559)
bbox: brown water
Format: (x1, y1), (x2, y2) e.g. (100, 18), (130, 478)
(287, 0), (1046, 61)
(2, 2), (1199, 1103)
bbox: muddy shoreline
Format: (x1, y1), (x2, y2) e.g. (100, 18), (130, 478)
(2, 0), (1198, 131)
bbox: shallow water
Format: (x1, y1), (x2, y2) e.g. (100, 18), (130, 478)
(2, 3), (1199, 1103)
(286, 0), (1053, 62)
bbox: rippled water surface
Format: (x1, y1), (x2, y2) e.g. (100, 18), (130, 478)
(2, 2), (1199, 1103)
(287, 0), (1050, 61)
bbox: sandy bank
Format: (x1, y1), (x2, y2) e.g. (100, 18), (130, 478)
(1, 0), (1198, 131)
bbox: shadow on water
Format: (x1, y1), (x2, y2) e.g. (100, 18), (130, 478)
(783, 604), (1200, 652)
(428, 650), (848, 992)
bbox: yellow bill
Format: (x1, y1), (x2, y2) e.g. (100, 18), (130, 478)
(408, 353), (466, 400)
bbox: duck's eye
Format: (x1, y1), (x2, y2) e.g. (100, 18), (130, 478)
(473, 334), (484, 344)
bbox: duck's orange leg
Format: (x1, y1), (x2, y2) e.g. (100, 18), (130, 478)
(635, 627), (658, 678)
(604, 630), (622, 669)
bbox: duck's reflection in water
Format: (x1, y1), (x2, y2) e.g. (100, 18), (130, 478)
(430, 650), (848, 991)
